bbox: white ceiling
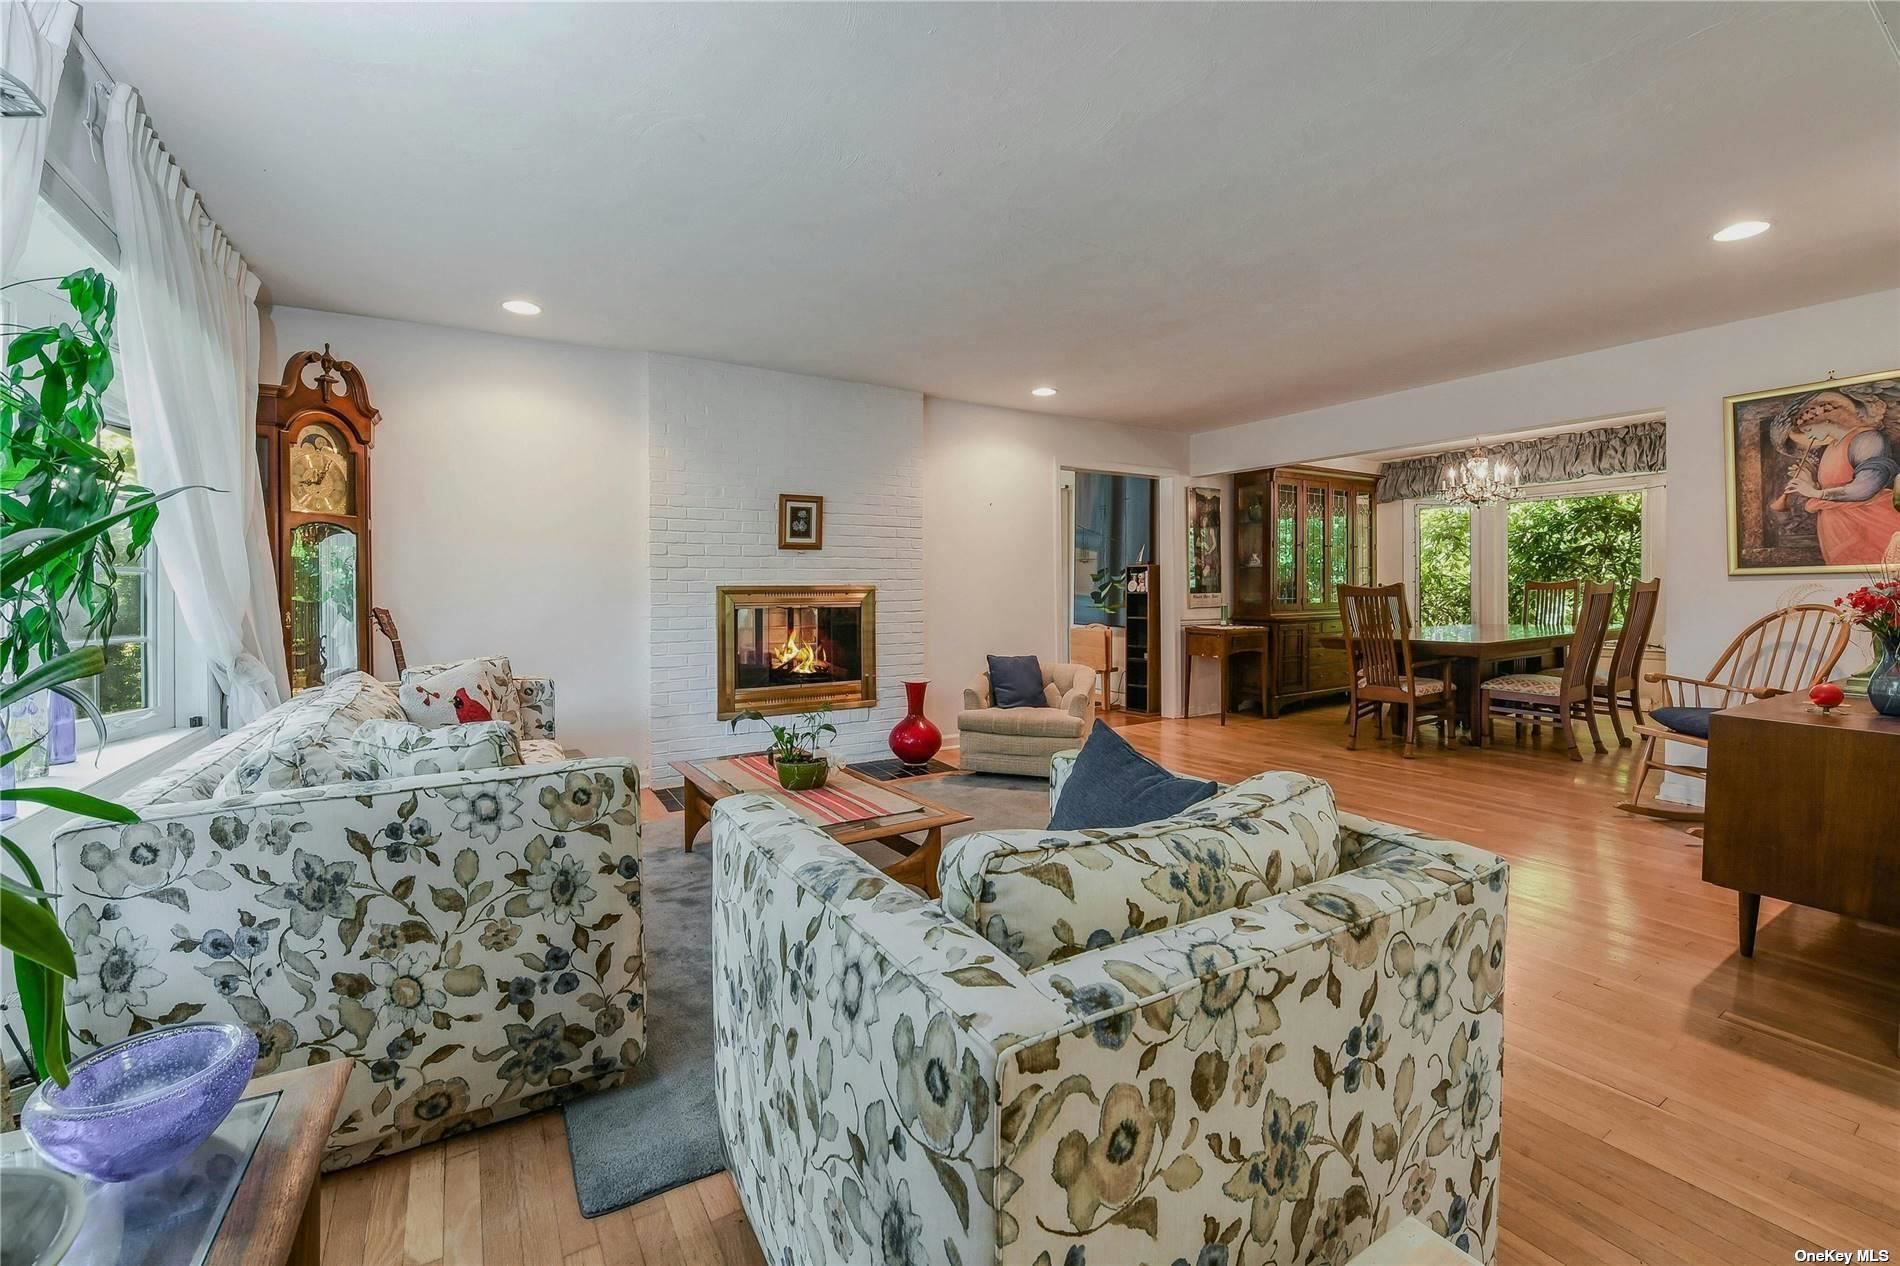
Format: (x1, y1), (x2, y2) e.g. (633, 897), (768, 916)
(81, 2), (1900, 431)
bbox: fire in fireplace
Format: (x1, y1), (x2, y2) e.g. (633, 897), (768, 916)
(718, 585), (877, 718)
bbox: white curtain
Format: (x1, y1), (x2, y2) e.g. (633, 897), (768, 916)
(0, 0), (77, 280)
(104, 83), (289, 724)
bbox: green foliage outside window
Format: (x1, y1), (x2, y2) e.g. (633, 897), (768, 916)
(1417, 505), (1472, 626)
(1506, 493), (1643, 622)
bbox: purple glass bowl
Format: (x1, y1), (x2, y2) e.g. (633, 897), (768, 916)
(21, 1021), (259, 1183)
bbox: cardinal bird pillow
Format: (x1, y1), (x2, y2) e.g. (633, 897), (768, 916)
(399, 656), (523, 736)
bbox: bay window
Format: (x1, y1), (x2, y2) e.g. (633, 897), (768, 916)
(1410, 474), (1664, 637)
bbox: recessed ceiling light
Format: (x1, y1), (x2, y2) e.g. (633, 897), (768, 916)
(1712, 220), (1770, 242)
(1031, 386), (1058, 397)
(501, 299), (542, 316)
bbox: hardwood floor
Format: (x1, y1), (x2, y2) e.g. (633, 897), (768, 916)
(320, 706), (1900, 1265)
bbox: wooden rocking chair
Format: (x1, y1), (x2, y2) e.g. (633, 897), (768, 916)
(1618, 603), (1850, 824)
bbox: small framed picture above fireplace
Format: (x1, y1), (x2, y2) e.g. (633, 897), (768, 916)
(778, 493), (824, 550)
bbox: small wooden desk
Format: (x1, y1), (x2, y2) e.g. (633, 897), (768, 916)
(1705, 689), (1900, 957)
(670, 759), (972, 897)
(1182, 623), (1270, 724)
(1317, 622), (1580, 735)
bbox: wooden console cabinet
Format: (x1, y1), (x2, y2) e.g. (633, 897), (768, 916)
(1231, 465), (1376, 716)
(1704, 689), (1900, 957)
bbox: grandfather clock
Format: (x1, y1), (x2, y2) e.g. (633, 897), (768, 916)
(257, 346), (381, 692)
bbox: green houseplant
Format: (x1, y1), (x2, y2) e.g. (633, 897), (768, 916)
(2, 270), (183, 1090)
(728, 705), (838, 790)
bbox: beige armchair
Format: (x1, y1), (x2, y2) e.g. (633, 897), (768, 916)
(956, 661), (1096, 776)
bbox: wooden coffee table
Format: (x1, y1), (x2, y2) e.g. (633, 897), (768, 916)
(670, 759), (972, 898)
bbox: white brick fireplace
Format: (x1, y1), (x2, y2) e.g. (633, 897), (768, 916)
(647, 354), (925, 781)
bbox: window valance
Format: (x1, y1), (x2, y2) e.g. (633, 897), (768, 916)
(1375, 419), (1665, 504)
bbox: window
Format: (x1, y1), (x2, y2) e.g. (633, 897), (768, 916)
(10, 196), (195, 744)
(60, 427), (161, 726)
(1416, 504), (1474, 625)
(1408, 472), (1664, 636)
(1505, 491), (1645, 623)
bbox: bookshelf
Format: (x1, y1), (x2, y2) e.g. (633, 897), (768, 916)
(1122, 563), (1159, 714)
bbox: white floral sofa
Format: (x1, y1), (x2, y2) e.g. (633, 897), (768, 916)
(51, 672), (644, 1169)
(712, 750), (1506, 1266)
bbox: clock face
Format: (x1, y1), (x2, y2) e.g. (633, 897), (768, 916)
(289, 422), (353, 515)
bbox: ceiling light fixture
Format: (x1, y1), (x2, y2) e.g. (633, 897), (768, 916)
(1031, 386), (1058, 398)
(501, 299), (542, 316)
(1712, 220), (1770, 242)
(1440, 438), (1519, 507)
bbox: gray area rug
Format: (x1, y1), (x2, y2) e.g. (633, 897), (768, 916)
(561, 771), (1047, 1217)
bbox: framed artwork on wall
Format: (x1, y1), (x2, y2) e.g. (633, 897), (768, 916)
(778, 493), (824, 550)
(1725, 369), (1900, 574)
(1187, 485), (1225, 607)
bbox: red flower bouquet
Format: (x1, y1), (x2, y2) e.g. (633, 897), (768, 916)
(1838, 579), (1900, 717)
(1835, 579), (1900, 649)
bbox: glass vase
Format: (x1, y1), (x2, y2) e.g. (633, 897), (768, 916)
(1869, 636), (1900, 719)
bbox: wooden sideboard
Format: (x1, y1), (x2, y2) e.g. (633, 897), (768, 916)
(1232, 465), (1376, 716)
(1704, 689), (1900, 956)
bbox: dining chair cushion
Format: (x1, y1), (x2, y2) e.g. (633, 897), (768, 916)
(1650, 706), (1716, 740)
(1353, 675), (1445, 696)
(1536, 667), (1622, 688)
(1486, 673), (1564, 697)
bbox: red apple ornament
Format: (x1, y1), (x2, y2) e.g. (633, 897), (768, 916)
(1808, 682), (1845, 713)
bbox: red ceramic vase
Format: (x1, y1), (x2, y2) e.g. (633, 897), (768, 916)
(889, 680), (942, 766)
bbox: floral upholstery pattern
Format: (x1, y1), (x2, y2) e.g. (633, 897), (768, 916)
(207, 673), (407, 798)
(352, 719), (524, 776)
(940, 771), (1340, 970)
(517, 676), (555, 740)
(52, 671), (643, 1170)
(712, 764), (1507, 1266)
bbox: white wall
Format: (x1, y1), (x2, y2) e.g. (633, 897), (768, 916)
(922, 399), (1191, 737)
(259, 308), (651, 769)
(1192, 289), (1900, 715)
(646, 355), (925, 776)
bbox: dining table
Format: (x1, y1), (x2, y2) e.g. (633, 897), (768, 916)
(1315, 622), (1593, 737)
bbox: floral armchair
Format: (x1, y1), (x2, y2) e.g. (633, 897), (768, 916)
(51, 672), (644, 1169)
(711, 756), (1506, 1266)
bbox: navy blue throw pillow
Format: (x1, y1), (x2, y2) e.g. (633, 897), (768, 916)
(1048, 720), (1218, 831)
(987, 654), (1046, 709)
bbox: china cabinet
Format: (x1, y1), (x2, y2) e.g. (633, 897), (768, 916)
(256, 346), (381, 693)
(1231, 465), (1376, 715)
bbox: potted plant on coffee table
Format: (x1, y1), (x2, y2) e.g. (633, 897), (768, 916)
(728, 706), (838, 790)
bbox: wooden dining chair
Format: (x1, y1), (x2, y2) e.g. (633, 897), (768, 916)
(1619, 602), (1850, 823)
(1479, 580), (1616, 761)
(1339, 583), (1457, 758)
(1522, 579), (1582, 627)
(1579, 577), (1660, 746)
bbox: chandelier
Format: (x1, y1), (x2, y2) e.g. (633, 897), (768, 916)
(1439, 440), (1520, 507)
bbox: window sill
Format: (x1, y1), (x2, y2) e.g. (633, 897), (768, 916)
(4, 727), (212, 847)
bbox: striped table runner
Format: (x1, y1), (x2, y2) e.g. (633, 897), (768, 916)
(703, 754), (926, 829)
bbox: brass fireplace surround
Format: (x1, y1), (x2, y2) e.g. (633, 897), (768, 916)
(716, 584), (877, 719)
